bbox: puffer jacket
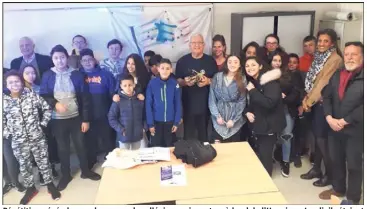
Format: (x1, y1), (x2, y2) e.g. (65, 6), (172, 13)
(108, 91), (146, 143)
(3, 87), (51, 142)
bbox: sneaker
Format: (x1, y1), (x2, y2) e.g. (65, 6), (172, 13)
(281, 162), (290, 177)
(15, 183), (26, 193)
(81, 171), (101, 181)
(47, 183), (61, 201)
(294, 155), (302, 168)
(3, 183), (13, 195)
(57, 176), (72, 192)
(39, 173), (46, 186)
(19, 186), (38, 205)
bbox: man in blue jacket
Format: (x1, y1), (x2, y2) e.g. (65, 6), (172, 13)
(79, 48), (116, 169)
(146, 58), (182, 147)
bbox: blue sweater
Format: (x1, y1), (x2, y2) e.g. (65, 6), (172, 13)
(108, 92), (145, 143)
(80, 67), (115, 120)
(145, 76), (182, 128)
(40, 69), (90, 122)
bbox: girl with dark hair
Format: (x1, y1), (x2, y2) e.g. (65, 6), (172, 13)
(212, 34), (227, 71)
(261, 34), (289, 67)
(244, 56), (286, 176)
(19, 64), (59, 184)
(209, 55), (247, 143)
(69, 35), (87, 69)
(40, 44), (101, 192)
(269, 52), (302, 177)
(300, 28), (343, 188)
(241, 41), (261, 61)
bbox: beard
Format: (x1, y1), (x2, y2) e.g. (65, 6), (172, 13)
(345, 63), (359, 71)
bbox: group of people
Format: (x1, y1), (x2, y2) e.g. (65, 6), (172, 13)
(3, 27), (363, 205)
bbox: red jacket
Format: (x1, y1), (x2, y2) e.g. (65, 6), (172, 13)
(299, 53), (313, 72)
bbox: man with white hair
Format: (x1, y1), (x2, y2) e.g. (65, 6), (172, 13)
(319, 42), (364, 204)
(175, 33), (218, 142)
(10, 37), (53, 84)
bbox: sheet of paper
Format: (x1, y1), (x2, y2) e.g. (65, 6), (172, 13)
(160, 164), (187, 186)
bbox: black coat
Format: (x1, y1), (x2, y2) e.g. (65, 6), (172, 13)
(10, 53), (54, 79)
(322, 67), (364, 138)
(245, 69), (286, 135)
(280, 70), (303, 117)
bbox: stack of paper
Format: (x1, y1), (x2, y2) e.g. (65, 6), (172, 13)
(160, 164), (187, 186)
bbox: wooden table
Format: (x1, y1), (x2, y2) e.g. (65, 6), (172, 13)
(95, 142), (280, 204)
(176, 192), (287, 204)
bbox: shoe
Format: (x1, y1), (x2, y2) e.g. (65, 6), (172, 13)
(300, 167), (322, 180)
(19, 186), (38, 205)
(51, 165), (58, 178)
(3, 183), (13, 195)
(88, 161), (96, 171)
(15, 183), (26, 193)
(39, 172), (46, 186)
(293, 156), (302, 168)
(81, 171), (101, 181)
(319, 189), (344, 200)
(313, 176), (331, 187)
(47, 183), (61, 200)
(309, 152), (315, 165)
(281, 161), (290, 178)
(57, 176), (72, 191)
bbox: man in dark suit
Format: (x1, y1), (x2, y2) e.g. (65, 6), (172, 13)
(10, 37), (54, 84)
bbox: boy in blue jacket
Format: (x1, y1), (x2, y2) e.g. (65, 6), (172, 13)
(79, 48), (115, 168)
(146, 58), (181, 147)
(108, 74), (146, 150)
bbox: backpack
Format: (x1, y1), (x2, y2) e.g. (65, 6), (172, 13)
(173, 140), (217, 168)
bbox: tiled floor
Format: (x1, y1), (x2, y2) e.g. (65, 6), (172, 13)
(3, 154), (341, 205)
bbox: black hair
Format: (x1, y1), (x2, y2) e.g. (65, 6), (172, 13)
(4, 70), (24, 87)
(19, 64), (40, 84)
(144, 50), (155, 57)
(80, 48), (94, 58)
(149, 54), (163, 67)
(317, 28), (342, 56)
(50, 44), (69, 58)
(123, 53), (149, 89)
(107, 39), (123, 49)
(303, 35), (316, 43)
(212, 34), (227, 56)
(71, 35), (87, 55)
(241, 41), (261, 64)
(119, 73), (135, 84)
(264, 34), (280, 45)
(159, 58), (172, 66)
(345, 41), (364, 55)
(269, 51), (285, 69)
(288, 53), (300, 62)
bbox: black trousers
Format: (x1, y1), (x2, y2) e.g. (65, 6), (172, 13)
(183, 113), (209, 142)
(150, 121), (176, 147)
(311, 103), (332, 179)
(255, 134), (277, 176)
(51, 116), (89, 177)
(84, 118), (114, 167)
(212, 128), (241, 143)
(42, 125), (59, 164)
(329, 132), (363, 202)
(292, 112), (312, 157)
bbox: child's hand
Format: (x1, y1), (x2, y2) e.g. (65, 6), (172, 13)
(55, 102), (67, 113)
(216, 116), (225, 125)
(226, 120), (234, 129)
(112, 94), (120, 102)
(171, 126), (178, 133)
(81, 122), (90, 133)
(137, 94), (145, 101)
(149, 127), (155, 136)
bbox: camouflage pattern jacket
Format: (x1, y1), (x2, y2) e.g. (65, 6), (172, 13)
(3, 87), (51, 142)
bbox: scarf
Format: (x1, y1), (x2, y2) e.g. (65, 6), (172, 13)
(338, 65), (363, 100)
(304, 47), (336, 93)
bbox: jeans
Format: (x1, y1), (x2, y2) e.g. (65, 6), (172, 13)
(279, 109), (294, 162)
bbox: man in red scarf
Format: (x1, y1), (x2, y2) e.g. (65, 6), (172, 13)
(319, 42), (364, 204)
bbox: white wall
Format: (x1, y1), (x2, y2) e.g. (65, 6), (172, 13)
(213, 3), (340, 52)
(338, 3), (364, 42)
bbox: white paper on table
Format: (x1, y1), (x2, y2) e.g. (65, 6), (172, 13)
(160, 164), (187, 186)
(139, 147), (171, 161)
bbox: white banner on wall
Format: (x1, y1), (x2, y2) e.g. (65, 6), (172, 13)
(3, 3), (213, 68)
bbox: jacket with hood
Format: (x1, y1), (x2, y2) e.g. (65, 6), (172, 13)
(245, 69), (286, 135)
(108, 91), (146, 143)
(80, 66), (115, 120)
(3, 87), (51, 143)
(280, 70), (303, 118)
(145, 75), (182, 128)
(322, 67), (364, 138)
(40, 67), (90, 122)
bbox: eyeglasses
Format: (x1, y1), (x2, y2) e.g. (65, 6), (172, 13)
(266, 42), (278, 46)
(81, 59), (94, 63)
(190, 42), (204, 46)
(73, 41), (86, 45)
